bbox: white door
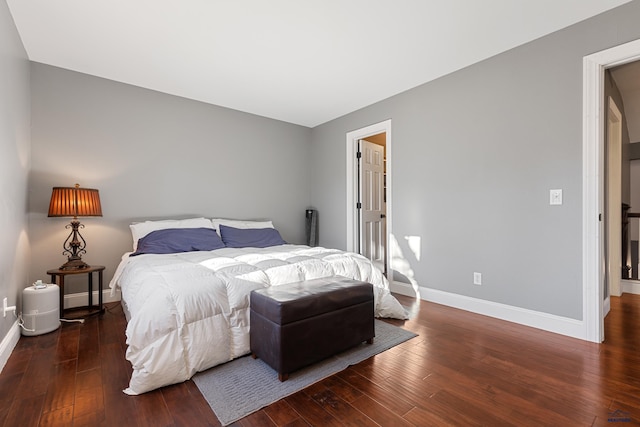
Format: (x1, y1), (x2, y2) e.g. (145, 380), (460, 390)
(358, 139), (386, 273)
(606, 96), (623, 298)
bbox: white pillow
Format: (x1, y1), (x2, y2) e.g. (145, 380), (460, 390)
(210, 218), (274, 236)
(130, 217), (214, 251)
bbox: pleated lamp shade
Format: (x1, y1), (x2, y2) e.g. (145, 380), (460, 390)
(48, 184), (102, 218)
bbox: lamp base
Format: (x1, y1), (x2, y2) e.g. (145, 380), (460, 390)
(59, 258), (90, 270)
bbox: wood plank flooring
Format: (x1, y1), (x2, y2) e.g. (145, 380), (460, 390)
(1, 293), (640, 426)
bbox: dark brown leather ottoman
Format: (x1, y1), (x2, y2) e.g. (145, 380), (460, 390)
(250, 276), (375, 381)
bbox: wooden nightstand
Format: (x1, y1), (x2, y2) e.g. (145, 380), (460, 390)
(47, 265), (105, 319)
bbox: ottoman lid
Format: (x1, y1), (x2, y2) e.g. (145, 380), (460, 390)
(250, 276), (373, 324)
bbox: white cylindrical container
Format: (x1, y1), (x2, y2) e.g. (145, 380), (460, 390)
(21, 283), (61, 336)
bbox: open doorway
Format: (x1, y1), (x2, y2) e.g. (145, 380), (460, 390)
(346, 120), (392, 281)
(583, 38), (640, 343)
(610, 60), (640, 294)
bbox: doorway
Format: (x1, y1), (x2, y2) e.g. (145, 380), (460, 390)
(346, 120), (392, 280)
(583, 38), (640, 343)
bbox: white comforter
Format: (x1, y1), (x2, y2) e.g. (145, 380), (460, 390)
(109, 244), (407, 395)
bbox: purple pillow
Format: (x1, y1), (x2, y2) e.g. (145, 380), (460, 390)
(219, 224), (287, 248)
(131, 227), (225, 256)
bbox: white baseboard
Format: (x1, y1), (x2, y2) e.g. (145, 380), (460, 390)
(394, 284), (585, 340)
(64, 289), (121, 309)
(621, 280), (640, 295)
(0, 321), (20, 374)
(389, 280), (417, 297)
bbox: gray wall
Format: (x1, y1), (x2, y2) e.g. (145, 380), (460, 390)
(310, 1), (640, 321)
(0, 0), (30, 342)
(29, 64), (312, 292)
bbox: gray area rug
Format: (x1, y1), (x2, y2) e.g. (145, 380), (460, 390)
(192, 320), (417, 426)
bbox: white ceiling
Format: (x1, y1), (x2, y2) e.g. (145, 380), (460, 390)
(7, 0), (633, 127)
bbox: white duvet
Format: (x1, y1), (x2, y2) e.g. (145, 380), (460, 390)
(109, 244), (407, 395)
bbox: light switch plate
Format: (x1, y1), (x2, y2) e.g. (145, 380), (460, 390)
(550, 189), (562, 205)
(473, 272), (482, 285)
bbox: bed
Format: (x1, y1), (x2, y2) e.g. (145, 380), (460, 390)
(108, 217), (407, 395)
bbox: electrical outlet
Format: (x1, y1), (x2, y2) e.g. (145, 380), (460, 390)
(473, 272), (482, 285)
(3, 297), (15, 318)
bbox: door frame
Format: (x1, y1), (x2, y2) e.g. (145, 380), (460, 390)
(346, 119), (392, 281)
(583, 38), (640, 342)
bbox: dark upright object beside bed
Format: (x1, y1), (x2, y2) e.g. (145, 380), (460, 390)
(250, 276), (374, 381)
(305, 209), (318, 247)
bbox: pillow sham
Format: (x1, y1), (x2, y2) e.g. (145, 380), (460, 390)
(131, 227), (225, 256)
(211, 218), (274, 236)
(130, 217), (214, 251)
(219, 224), (286, 248)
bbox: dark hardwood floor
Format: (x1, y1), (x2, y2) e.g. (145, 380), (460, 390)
(1, 293), (640, 426)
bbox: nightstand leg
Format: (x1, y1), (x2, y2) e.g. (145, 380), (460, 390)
(52, 274), (65, 319)
(88, 272), (93, 308)
(98, 270), (104, 314)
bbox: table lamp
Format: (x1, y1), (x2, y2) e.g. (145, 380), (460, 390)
(48, 183), (102, 270)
